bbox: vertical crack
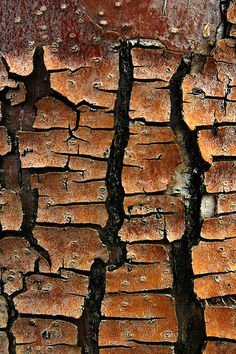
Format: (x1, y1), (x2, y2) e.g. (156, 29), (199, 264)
(169, 57), (209, 354)
(102, 39), (133, 266)
(80, 259), (106, 354)
(81, 40), (133, 353)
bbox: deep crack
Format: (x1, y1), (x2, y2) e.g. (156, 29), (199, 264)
(102, 39), (133, 266)
(169, 56), (208, 354)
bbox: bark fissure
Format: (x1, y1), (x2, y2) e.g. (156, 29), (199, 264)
(169, 57), (208, 354)
(101, 40), (133, 266)
(79, 40), (134, 353)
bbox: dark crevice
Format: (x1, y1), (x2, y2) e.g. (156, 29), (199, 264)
(169, 57), (209, 354)
(101, 39), (134, 266)
(220, 0), (231, 38)
(79, 40), (134, 354)
(18, 312), (83, 326)
(79, 259), (106, 354)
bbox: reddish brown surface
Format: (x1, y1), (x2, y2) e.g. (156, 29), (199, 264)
(205, 306), (236, 340)
(204, 162), (236, 193)
(217, 193), (236, 214)
(50, 70), (117, 108)
(14, 272), (89, 317)
(198, 127), (236, 163)
(78, 106), (114, 129)
(99, 318), (178, 346)
(0, 237), (49, 295)
(101, 293), (176, 319)
(0, 1), (221, 72)
(203, 341), (236, 354)
(130, 83), (170, 122)
(12, 318), (78, 347)
(194, 273), (236, 299)
(120, 195), (185, 242)
(36, 201), (108, 226)
(100, 346), (174, 354)
(33, 97), (77, 129)
(132, 48), (182, 81)
(192, 239), (236, 275)
(33, 226), (109, 272)
(105, 262), (172, 293)
(201, 214), (236, 240)
(126, 243), (170, 262)
(123, 143), (182, 193)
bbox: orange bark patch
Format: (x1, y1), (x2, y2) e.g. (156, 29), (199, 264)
(33, 96), (77, 130)
(68, 156), (107, 176)
(73, 126), (113, 158)
(123, 194), (184, 216)
(183, 57), (226, 98)
(16, 344), (80, 354)
(17, 131), (73, 168)
(130, 83), (170, 122)
(119, 215), (165, 242)
(227, 2), (236, 24)
(132, 48), (182, 82)
(121, 195), (185, 242)
(213, 39), (236, 65)
(203, 341), (236, 354)
(0, 189), (23, 231)
(127, 243), (170, 263)
(32, 173), (107, 204)
(0, 237), (49, 295)
(217, 193), (236, 214)
(194, 273), (236, 299)
(0, 58), (17, 90)
(3, 50), (35, 76)
(101, 293), (176, 319)
(36, 200), (108, 226)
(228, 86), (236, 101)
(230, 24), (236, 37)
(105, 262), (172, 293)
(14, 271), (89, 318)
(33, 226), (109, 272)
(183, 96), (225, 130)
(50, 68), (116, 108)
(192, 239), (236, 275)
(205, 305), (236, 340)
(99, 318), (178, 346)
(129, 122), (175, 144)
(201, 214), (236, 240)
(216, 61), (236, 86)
(204, 162), (236, 193)
(123, 144), (182, 193)
(198, 127), (236, 164)
(100, 344), (174, 353)
(78, 106), (114, 129)
(13, 318), (78, 348)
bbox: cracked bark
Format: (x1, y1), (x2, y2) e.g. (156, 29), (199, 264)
(102, 40), (133, 266)
(0, 1), (236, 353)
(169, 57), (208, 354)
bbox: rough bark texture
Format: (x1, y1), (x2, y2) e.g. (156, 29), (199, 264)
(0, 1), (235, 353)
